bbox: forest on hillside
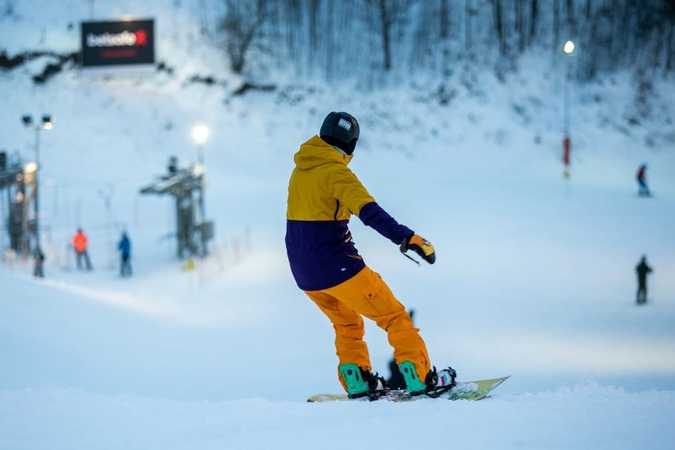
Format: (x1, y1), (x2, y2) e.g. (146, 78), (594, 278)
(1, 0), (674, 88)
(192, 0), (675, 85)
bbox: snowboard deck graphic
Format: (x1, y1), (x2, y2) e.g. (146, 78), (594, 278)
(307, 376), (510, 403)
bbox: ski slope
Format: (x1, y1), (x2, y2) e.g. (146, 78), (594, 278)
(1, 1), (675, 448)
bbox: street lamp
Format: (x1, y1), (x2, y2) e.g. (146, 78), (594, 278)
(191, 124), (209, 257)
(562, 41), (575, 179)
(192, 124), (209, 164)
(22, 114), (53, 277)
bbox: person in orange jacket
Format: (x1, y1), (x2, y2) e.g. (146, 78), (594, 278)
(72, 228), (93, 271)
(285, 112), (455, 399)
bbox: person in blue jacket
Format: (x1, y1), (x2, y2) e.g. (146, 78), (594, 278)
(118, 232), (132, 277)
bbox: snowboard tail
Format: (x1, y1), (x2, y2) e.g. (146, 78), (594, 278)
(307, 376), (509, 403)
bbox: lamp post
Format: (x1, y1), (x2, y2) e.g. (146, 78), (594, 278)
(22, 114), (53, 277)
(191, 125), (209, 256)
(192, 125), (209, 165)
(562, 40), (575, 179)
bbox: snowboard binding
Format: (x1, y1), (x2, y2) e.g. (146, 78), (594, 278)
(424, 366), (457, 398)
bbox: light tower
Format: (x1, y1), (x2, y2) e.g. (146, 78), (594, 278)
(21, 114), (54, 277)
(562, 40), (575, 179)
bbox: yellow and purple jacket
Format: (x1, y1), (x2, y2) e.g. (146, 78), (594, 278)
(285, 136), (413, 291)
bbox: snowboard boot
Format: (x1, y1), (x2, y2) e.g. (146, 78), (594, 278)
(338, 363), (388, 400)
(399, 361), (457, 397)
(398, 361), (432, 395)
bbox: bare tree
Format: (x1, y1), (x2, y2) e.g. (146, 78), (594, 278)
(553, 0), (561, 55)
(198, 0), (208, 35)
(565, 0), (576, 37)
(515, 0), (525, 51)
(360, 0), (418, 71)
(529, 0), (539, 42)
(217, 0), (272, 75)
(439, 0), (450, 40)
(465, 0), (475, 50)
(490, 0), (506, 55)
(663, 0), (675, 73)
(207, 1), (675, 86)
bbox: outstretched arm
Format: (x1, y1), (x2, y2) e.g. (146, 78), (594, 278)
(358, 202), (413, 245)
(359, 202), (435, 264)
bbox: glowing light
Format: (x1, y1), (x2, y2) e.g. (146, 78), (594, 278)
(41, 115), (54, 129)
(563, 40), (575, 55)
(192, 125), (209, 145)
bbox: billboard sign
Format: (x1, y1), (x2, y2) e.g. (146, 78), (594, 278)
(81, 19), (155, 70)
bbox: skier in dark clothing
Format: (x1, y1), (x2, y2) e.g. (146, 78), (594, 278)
(636, 163), (651, 197)
(635, 256), (653, 304)
(118, 232), (132, 277)
(33, 247), (45, 278)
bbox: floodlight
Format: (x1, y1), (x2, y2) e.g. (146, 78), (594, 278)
(563, 40), (575, 55)
(41, 115), (54, 129)
(22, 115), (34, 129)
(192, 125), (209, 145)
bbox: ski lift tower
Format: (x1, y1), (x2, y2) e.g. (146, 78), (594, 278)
(0, 151), (33, 256)
(140, 156), (214, 258)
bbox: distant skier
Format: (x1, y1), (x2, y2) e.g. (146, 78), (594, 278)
(635, 256), (653, 305)
(118, 232), (132, 277)
(33, 247), (45, 278)
(72, 228), (93, 271)
(636, 163), (651, 197)
(285, 111), (455, 400)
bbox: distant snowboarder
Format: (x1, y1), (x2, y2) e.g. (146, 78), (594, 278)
(636, 163), (651, 197)
(635, 256), (653, 305)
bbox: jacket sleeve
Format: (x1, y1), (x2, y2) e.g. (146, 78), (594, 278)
(358, 201), (413, 245)
(329, 166), (376, 217)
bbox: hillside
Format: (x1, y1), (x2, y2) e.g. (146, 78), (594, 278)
(1, 1), (675, 449)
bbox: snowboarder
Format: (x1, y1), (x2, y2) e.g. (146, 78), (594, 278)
(636, 163), (651, 197)
(285, 111), (455, 399)
(118, 232), (132, 277)
(635, 255), (652, 305)
(72, 228), (93, 271)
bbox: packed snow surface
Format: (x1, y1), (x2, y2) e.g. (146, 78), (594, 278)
(1, 1), (674, 449)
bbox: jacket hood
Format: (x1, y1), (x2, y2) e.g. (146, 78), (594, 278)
(293, 135), (353, 170)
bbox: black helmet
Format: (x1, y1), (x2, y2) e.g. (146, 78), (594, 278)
(320, 112), (360, 155)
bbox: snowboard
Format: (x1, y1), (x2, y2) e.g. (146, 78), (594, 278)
(307, 375), (509, 403)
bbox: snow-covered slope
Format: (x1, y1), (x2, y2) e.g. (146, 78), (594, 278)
(1, 1), (675, 449)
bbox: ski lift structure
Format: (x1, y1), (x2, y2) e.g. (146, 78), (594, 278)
(0, 151), (36, 257)
(140, 156), (214, 259)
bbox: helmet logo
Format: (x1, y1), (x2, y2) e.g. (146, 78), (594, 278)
(338, 118), (352, 131)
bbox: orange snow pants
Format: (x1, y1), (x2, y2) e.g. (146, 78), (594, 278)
(303, 266), (431, 392)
